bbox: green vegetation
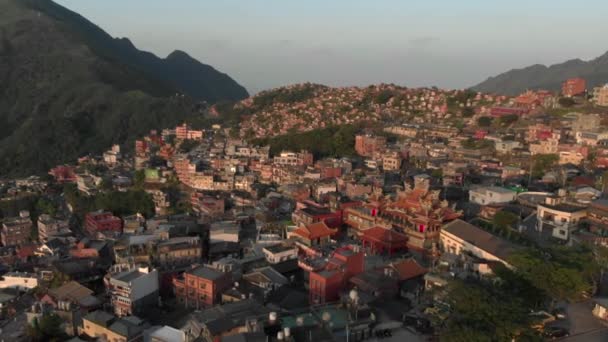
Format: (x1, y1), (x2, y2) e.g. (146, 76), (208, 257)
(252, 124), (360, 159)
(509, 245), (599, 304)
(0, 0), (247, 176)
(492, 211), (518, 231)
(558, 97), (576, 108)
(477, 116), (493, 127)
(27, 313), (67, 342)
(374, 89), (395, 104)
(253, 84), (325, 108)
(178, 139), (200, 153)
(499, 114), (519, 126)
(64, 184), (154, 218)
(531, 154), (559, 178)
(441, 270), (542, 341)
(460, 138), (494, 150)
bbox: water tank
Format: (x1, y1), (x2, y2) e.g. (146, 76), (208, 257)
(269, 312), (278, 322)
(277, 332), (284, 340)
(284, 327), (291, 337)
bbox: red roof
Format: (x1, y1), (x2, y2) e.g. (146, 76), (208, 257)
(360, 226), (408, 245)
(293, 221), (337, 240)
(388, 258), (427, 281)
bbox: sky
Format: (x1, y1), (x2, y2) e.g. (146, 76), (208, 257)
(56, 0), (608, 95)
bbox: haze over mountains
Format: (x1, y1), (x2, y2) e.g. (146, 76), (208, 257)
(472, 51), (608, 95)
(0, 0), (247, 176)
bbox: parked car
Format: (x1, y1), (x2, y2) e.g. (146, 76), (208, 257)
(543, 327), (569, 339)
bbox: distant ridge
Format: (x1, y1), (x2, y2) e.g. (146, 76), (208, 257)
(471, 51), (608, 95)
(0, 0), (248, 176)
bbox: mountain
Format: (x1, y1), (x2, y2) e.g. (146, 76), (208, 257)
(472, 51), (608, 95)
(0, 0), (248, 176)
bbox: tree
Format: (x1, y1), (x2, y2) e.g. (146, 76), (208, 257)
(133, 169), (146, 189)
(499, 114), (519, 126)
(531, 154), (559, 179)
(509, 246), (599, 305)
(558, 97), (576, 108)
(477, 116), (493, 127)
(27, 313), (66, 341)
(35, 197), (56, 216)
(492, 211), (518, 232)
(440, 278), (540, 342)
(178, 139), (200, 153)
(461, 107), (475, 118)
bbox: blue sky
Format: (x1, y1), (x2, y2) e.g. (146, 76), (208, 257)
(56, 0), (608, 94)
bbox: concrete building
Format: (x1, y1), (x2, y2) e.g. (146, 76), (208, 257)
(105, 265), (159, 317)
(594, 84), (608, 106)
(440, 220), (515, 270)
(536, 197), (587, 241)
(85, 210), (122, 236)
(37, 214), (70, 243)
(469, 186), (517, 206)
(1, 211), (32, 246)
(0, 271), (39, 291)
(172, 265), (231, 309)
(355, 135), (386, 158)
(81, 310), (145, 341)
(562, 77), (586, 97)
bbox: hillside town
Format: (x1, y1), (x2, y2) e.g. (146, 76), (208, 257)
(3, 78), (608, 341)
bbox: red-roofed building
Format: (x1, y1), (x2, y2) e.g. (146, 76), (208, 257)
(490, 107), (528, 118)
(289, 221), (337, 247)
(49, 165), (76, 183)
(85, 211), (122, 235)
(359, 226), (408, 256)
(308, 246), (364, 304)
(384, 258), (427, 282)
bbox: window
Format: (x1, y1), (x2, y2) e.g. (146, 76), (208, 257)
(200, 283), (207, 289)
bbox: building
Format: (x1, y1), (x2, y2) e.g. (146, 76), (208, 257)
(359, 226), (408, 256)
(81, 310), (145, 341)
(575, 131), (608, 146)
(172, 265), (231, 308)
(592, 298), (608, 320)
(440, 219), (515, 270)
(175, 123), (203, 140)
(308, 246), (364, 304)
(273, 150), (314, 166)
(0, 272), (38, 291)
(156, 236), (202, 268)
(382, 151), (403, 171)
(48, 165), (76, 183)
(355, 135), (386, 158)
(537, 197), (587, 241)
(593, 84), (608, 107)
(105, 265), (159, 317)
(37, 214), (70, 243)
(288, 221), (337, 247)
(469, 186), (517, 205)
(562, 77), (586, 97)
(85, 211), (122, 236)
(262, 244), (298, 264)
(1, 211), (32, 246)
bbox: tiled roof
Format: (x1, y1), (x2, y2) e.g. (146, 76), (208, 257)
(292, 221), (337, 240)
(389, 258), (427, 281)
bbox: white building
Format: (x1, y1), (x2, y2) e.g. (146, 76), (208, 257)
(440, 220), (514, 272)
(536, 197), (587, 241)
(209, 221), (240, 244)
(0, 272), (39, 291)
(469, 186), (517, 205)
(262, 244), (298, 264)
(106, 265), (159, 317)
